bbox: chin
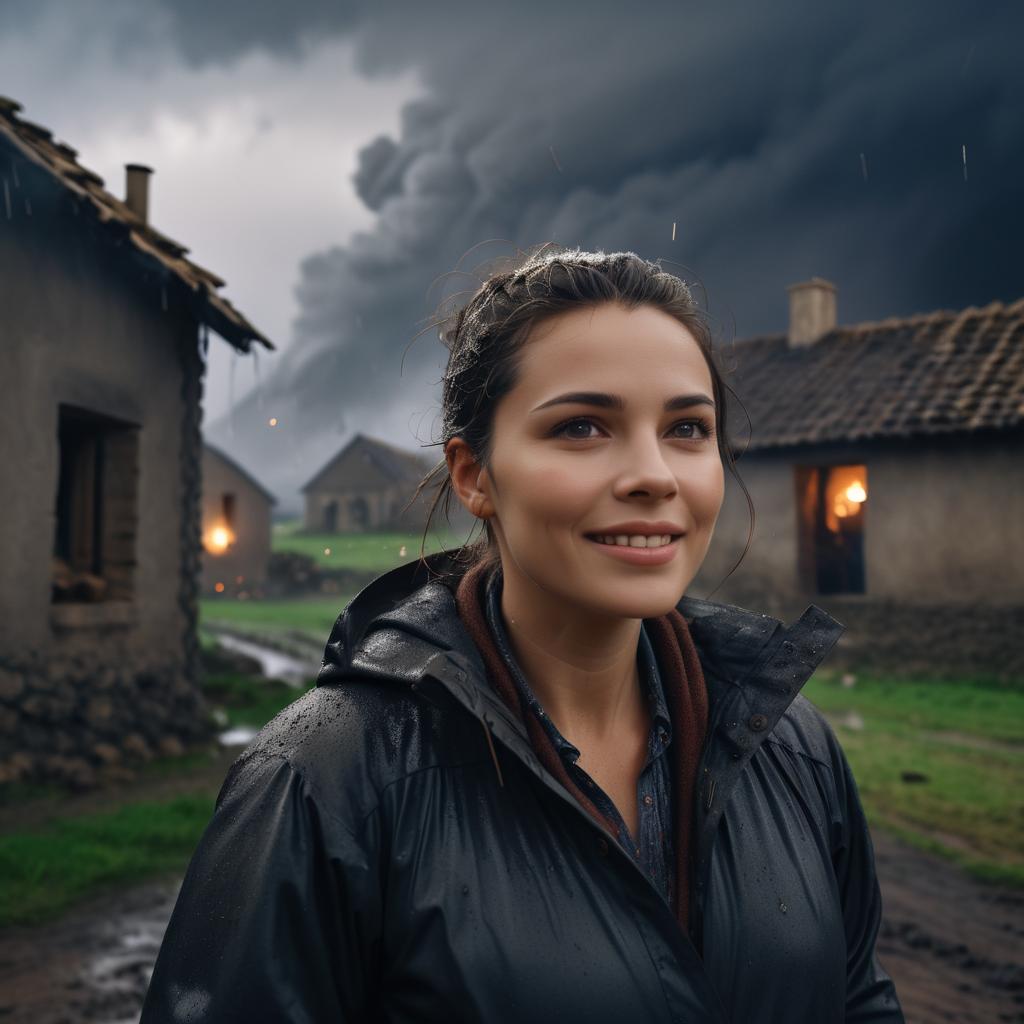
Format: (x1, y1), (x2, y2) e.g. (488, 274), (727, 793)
(583, 579), (690, 620)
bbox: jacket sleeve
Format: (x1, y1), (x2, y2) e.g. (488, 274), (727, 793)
(830, 740), (906, 1023)
(139, 750), (382, 1023)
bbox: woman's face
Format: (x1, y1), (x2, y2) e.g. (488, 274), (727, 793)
(458, 301), (725, 620)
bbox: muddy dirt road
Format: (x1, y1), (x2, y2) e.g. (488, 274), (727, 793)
(0, 828), (1021, 1023)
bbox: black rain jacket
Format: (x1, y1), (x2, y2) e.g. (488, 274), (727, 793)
(141, 551), (904, 1023)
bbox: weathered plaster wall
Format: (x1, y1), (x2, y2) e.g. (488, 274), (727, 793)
(200, 447), (273, 593)
(689, 434), (1024, 680)
(0, 187), (210, 785)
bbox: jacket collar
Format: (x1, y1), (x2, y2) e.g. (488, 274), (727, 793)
(317, 549), (845, 955)
(317, 549), (845, 748)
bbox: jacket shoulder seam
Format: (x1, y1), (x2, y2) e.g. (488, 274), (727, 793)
(762, 734), (833, 772)
(234, 748), (376, 840)
(356, 756), (496, 829)
(237, 746), (495, 836)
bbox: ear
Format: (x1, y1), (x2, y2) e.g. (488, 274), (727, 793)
(445, 437), (494, 519)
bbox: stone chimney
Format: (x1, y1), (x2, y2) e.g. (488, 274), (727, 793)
(124, 164), (153, 224)
(787, 277), (837, 347)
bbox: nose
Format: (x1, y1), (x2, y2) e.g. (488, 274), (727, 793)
(613, 437), (678, 499)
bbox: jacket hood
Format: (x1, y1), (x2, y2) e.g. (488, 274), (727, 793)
(316, 549), (846, 731)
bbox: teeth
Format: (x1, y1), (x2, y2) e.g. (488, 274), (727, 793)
(594, 534), (672, 548)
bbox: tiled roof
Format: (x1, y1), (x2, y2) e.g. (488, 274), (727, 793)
(0, 96), (272, 352)
(724, 298), (1024, 451)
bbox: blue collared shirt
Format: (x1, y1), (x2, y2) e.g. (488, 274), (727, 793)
(484, 567), (676, 907)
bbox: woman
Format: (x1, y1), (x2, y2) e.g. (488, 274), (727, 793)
(141, 248), (904, 1022)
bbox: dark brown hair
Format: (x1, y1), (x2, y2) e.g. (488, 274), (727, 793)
(408, 244), (754, 597)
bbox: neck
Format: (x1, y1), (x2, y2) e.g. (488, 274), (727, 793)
(498, 568), (648, 746)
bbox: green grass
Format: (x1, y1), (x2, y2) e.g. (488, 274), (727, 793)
(272, 521), (467, 572)
(200, 595), (351, 640)
(204, 672), (314, 728)
(0, 795), (216, 925)
(0, 670), (315, 927)
(804, 670), (1024, 886)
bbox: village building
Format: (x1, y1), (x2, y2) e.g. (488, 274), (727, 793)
(200, 443), (276, 597)
(692, 278), (1023, 682)
(0, 98), (272, 786)
(301, 432), (449, 534)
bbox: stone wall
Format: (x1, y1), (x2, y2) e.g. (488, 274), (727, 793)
(0, 650), (211, 789)
(696, 572), (1024, 684)
(820, 597), (1024, 683)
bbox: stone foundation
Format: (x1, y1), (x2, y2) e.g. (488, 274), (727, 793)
(0, 652), (214, 789)
(702, 581), (1024, 684)
(820, 598), (1024, 683)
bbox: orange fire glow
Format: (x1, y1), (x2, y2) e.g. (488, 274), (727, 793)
(204, 522), (236, 554)
(825, 467), (868, 532)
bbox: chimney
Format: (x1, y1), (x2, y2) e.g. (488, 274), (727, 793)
(787, 277), (837, 347)
(124, 164), (153, 224)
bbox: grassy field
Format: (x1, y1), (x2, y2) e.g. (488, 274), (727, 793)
(0, 672), (313, 927)
(201, 523), (474, 645)
(200, 594), (351, 645)
(803, 669), (1024, 886)
(0, 795), (217, 926)
(271, 520), (468, 572)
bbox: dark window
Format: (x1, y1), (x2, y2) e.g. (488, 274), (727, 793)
(795, 464), (867, 595)
(349, 495), (369, 531)
(53, 405), (139, 603)
(222, 493), (236, 530)
(323, 500), (338, 533)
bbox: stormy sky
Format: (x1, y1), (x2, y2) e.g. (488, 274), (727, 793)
(4, 0), (1022, 514)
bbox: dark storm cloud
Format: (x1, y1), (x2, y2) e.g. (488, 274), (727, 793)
(126, 0), (1022, 509)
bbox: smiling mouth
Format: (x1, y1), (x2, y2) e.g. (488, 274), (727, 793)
(585, 534), (683, 549)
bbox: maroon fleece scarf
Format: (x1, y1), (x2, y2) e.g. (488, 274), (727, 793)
(454, 558), (709, 933)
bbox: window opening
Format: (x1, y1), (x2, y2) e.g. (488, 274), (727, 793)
(795, 464), (867, 595)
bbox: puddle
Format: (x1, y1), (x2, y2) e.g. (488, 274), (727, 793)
(211, 631), (317, 687)
(217, 725), (259, 748)
(77, 883), (179, 1023)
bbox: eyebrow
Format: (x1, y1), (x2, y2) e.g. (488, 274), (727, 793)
(530, 391), (716, 414)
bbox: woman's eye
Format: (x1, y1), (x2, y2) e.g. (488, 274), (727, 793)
(555, 418), (600, 439)
(552, 417), (713, 440)
(671, 421), (710, 439)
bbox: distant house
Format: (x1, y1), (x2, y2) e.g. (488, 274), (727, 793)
(201, 443), (276, 596)
(692, 278), (1023, 681)
(0, 97), (272, 786)
(301, 433), (440, 534)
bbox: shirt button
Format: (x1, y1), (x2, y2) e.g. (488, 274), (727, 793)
(643, 795), (653, 806)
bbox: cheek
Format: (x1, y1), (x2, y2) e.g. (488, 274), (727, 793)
(684, 460), (725, 523)
(510, 463), (597, 515)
